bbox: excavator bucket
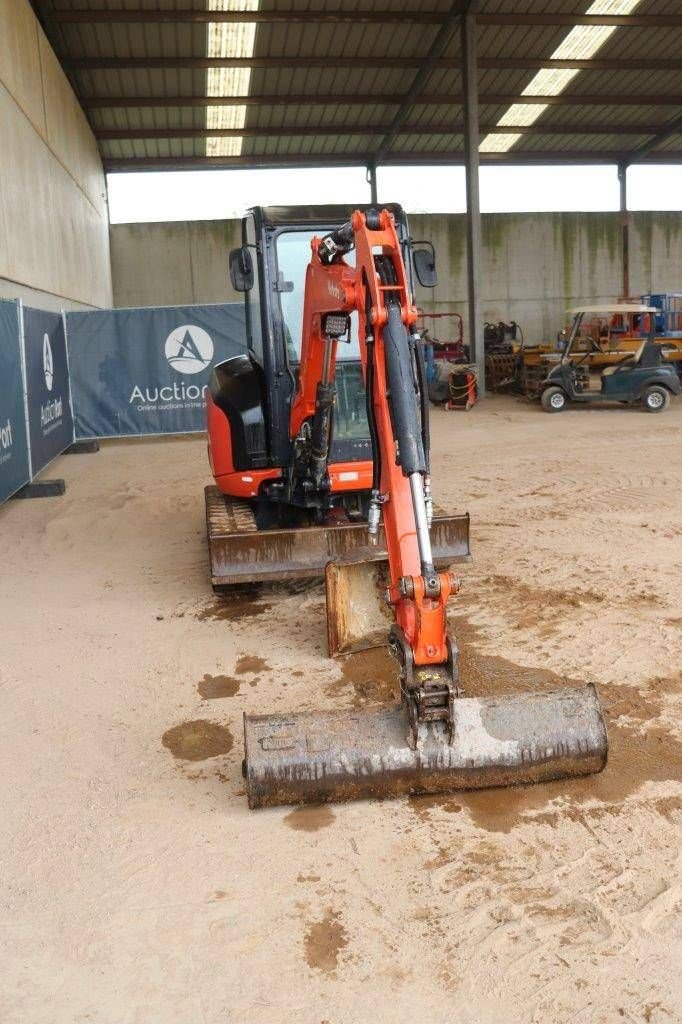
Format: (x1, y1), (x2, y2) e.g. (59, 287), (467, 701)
(243, 684), (608, 809)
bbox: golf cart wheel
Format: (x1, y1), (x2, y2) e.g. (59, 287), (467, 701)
(641, 385), (670, 413)
(541, 386), (567, 413)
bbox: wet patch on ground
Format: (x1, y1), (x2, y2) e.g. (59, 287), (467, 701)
(407, 615), (682, 834)
(235, 654), (270, 675)
(284, 803), (335, 832)
(196, 595), (273, 622)
(162, 720), (233, 761)
(197, 674), (240, 699)
(303, 908), (348, 974)
(326, 646), (399, 707)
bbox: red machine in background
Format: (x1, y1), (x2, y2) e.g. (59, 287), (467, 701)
(419, 310), (478, 409)
(419, 310), (466, 364)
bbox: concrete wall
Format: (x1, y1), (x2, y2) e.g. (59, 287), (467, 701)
(110, 220), (243, 309)
(0, 0), (112, 309)
(416, 211), (682, 342)
(110, 212), (682, 342)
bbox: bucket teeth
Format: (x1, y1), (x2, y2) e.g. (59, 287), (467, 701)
(243, 684), (608, 809)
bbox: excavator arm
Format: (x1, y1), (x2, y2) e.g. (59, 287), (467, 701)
(289, 209), (460, 744)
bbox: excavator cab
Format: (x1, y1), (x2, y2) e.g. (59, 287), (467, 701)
(231, 205), (401, 484)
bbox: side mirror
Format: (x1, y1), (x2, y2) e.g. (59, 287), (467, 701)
(229, 246), (254, 292)
(412, 242), (437, 289)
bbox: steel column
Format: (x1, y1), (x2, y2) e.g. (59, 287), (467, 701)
(461, 12), (485, 397)
(618, 163), (630, 299)
(367, 162), (378, 204)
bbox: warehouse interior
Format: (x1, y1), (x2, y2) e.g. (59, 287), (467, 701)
(1, 3), (681, 1023)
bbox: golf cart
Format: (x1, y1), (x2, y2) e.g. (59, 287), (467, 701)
(539, 304), (680, 413)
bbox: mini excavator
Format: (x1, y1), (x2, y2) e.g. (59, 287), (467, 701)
(206, 206), (608, 809)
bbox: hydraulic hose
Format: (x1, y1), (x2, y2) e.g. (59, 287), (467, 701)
(414, 332), (431, 475)
(362, 272), (382, 492)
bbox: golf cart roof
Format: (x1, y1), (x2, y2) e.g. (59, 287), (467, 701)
(567, 304), (659, 315)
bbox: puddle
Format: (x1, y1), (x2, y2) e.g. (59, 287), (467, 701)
(408, 616), (682, 833)
(162, 720), (233, 761)
(303, 909), (348, 974)
(235, 654), (270, 675)
(284, 803), (335, 832)
(197, 597), (273, 622)
(198, 674), (240, 699)
(326, 646), (398, 706)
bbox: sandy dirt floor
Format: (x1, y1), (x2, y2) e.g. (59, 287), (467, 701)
(1, 396), (680, 1024)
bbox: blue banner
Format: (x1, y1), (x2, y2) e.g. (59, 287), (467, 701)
(0, 300), (31, 502)
(66, 303), (247, 438)
(23, 307), (74, 475)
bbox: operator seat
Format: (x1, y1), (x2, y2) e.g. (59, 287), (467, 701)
(601, 339), (647, 376)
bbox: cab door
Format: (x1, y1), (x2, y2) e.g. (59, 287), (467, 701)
(271, 226), (371, 464)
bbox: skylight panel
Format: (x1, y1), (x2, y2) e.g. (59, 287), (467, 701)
(480, 0), (642, 154)
(205, 0), (259, 158)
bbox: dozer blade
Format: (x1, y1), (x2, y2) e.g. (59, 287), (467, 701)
(206, 486), (470, 588)
(243, 685), (608, 809)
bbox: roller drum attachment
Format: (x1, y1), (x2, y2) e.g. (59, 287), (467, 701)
(243, 684), (608, 809)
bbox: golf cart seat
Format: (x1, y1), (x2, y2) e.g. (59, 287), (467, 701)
(601, 339), (647, 376)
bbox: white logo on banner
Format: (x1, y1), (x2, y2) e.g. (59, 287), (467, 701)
(43, 333), (54, 392)
(164, 325), (214, 375)
(0, 417), (12, 467)
(0, 419), (12, 450)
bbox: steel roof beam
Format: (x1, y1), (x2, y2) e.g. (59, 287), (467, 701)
(477, 14), (682, 28)
(49, 10), (682, 29)
(103, 152), (682, 172)
(479, 58), (682, 72)
(624, 111), (682, 165)
(66, 57), (461, 70)
(95, 124), (670, 141)
(82, 93), (682, 110)
(372, 0), (467, 165)
(50, 9), (447, 25)
(65, 57), (682, 72)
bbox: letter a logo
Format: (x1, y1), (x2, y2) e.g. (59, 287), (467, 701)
(164, 325), (214, 375)
(43, 333), (54, 392)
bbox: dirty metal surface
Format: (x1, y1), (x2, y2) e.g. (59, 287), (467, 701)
(326, 557), (395, 657)
(205, 486), (471, 587)
(243, 684), (608, 809)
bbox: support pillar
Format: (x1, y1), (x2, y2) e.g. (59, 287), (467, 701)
(461, 12), (485, 396)
(367, 162), (378, 205)
(618, 162), (630, 299)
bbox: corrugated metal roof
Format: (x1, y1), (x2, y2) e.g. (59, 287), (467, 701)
(30, 0), (682, 169)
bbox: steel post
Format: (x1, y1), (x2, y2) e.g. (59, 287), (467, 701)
(461, 11), (485, 396)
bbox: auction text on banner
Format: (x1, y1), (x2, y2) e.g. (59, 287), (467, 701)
(0, 300), (31, 503)
(23, 307), (74, 475)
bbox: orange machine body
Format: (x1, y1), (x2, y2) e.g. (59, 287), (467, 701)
(207, 389), (373, 499)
